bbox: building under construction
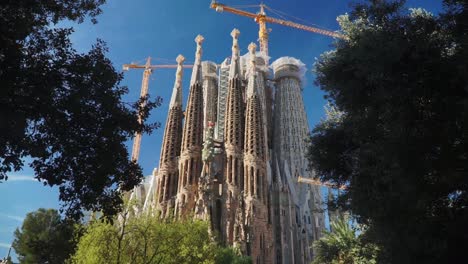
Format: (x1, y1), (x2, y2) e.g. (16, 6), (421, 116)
(124, 2), (349, 263)
(129, 30), (325, 264)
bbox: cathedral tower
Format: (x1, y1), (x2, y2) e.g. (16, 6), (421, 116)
(243, 43), (272, 264)
(155, 54), (185, 217)
(175, 35), (205, 217)
(222, 29), (245, 244)
(272, 57), (325, 263)
(137, 31), (326, 264)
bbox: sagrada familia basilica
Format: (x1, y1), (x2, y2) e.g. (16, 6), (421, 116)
(131, 29), (325, 264)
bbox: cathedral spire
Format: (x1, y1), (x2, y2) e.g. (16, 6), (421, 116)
(244, 42), (266, 198)
(243, 42), (272, 263)
(224, 29), (244, 149)
(175, 35), (205, 217)
(190, 34), (204, 86)
(246, 43), (257, 98)
(154, 54), (185, 217)
(228, 29), (241, 79)
(222, 29), (246, 245)
(169, 54), (185, 108)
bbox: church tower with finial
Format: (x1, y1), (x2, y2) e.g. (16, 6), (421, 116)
(222, 28), (246, 244)
(155, 54), (185, 217)
(140, 30), (325, 264)
(175, 35), (205, 217)
(243, 42), (272, 264)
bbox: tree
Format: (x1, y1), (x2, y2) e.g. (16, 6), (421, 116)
(12, 208), (81, 264)
(214, 247), (252, 264)
(307, 0), (468, 263)
(0, 1), (160, 218)
(70, 211), (251, 264)
(312, 218), (378, 264)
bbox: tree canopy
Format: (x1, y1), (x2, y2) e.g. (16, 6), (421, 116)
(70, 211), (251, 264)
(0, 0), (160, 218)
(307, 0), (467, 263)
(12, 208), (81, 264)
(312, 218), (378, 264)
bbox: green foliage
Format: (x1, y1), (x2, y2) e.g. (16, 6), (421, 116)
(312, 219), (378, 264)
(308, 0), (468, 263)
(70, 212), (250, 264)
(12, 208), (81, 264)
(214, 247), (252, 264)
(0, 0), (160, 218)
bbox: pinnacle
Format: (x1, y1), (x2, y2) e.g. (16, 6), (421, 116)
(191, 34), (204, 85)
(228, 29), (241, 79)
(248, 42), (257, 55)
(231, 28), (240, 38)
(176, 54), (185, 64)
(195, 34), (205, 45)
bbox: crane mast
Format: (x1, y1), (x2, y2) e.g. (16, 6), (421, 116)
(130, 57), (152, 162)
(123, 58), (194, 163)
(257, 4), (269, 58)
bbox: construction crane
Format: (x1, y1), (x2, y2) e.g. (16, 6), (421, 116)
(298, 176), (347, 190)
(123, 57), (193, 162)
(210, 1), (346, 58)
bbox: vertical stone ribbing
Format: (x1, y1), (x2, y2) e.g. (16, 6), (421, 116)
(202, 61), (218, 129)
(222, 28), (245, 245)
(155, 54), (185, 217)
(175, 35), (205, 217)
(243, 43), (272, 264)
(272, 57), (325, 263)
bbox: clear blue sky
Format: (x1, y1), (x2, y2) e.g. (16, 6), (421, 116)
(0, 0), (443, 259)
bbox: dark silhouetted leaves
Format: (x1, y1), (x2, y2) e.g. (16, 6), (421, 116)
(308, 1), (468, 263)
(0, 0), (160, 219)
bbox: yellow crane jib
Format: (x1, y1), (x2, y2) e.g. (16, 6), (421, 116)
(210, 0), (346, 58)
(297, 176), (347, 190)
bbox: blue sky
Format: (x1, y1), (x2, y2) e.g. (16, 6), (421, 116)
(0, 0), (443, 259)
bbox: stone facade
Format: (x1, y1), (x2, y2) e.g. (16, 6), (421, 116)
(138, 30), (325, 263)
(174, 35), (205, 217)
(271, 58), (325, 262)
(154, 55), (185, 217)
